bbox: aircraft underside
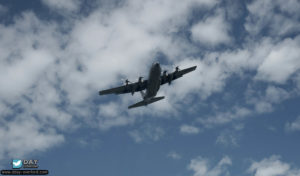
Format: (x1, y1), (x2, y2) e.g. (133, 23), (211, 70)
(99, 62), (197, 109)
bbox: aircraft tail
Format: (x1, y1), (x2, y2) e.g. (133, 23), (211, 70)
(128, 96), (165, 109)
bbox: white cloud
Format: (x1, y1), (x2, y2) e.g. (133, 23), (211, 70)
(129, 124), (165, 143)
(265, 86), (290, 103)
(98, 115), (135, 131)
(216, 130), (239, 147)
(41, 0), (80, 12)
(218, 49), (252, 73)
(0, 50), (53, 99)
(128, 130), (143, 143)
(295, 73), (300, 90)
(97, 100), (137, 130)
(217, 36), (300, 84)
(0, 117), (64, 160)
(162, 57), (228, 103)
(245, 0), (300, 37)
(26, 79), (75, 130)
(188, 156), (232, 176)
(0, 12), (68, 160)
(254, 101), (273, 114)
(255, 37), (300, 83)
(180, 124), (200, 135)
(216, 124), (244, 147)
(99, 102), (123, 118)
(201, 82), (293, 129)
(167, 151), (181, 160)
(224, 0), (243, 21)
(198, 106), (251, 128)
(248, 155), (300, 176)
(0, 4), (7, 14)
(126, 0), (218, 34)
(0, 12), (58, 102)
(246, 85), (291, 114)
(191, 9), (231, 46)
(78, 137), (101, 149)
(174, 35), (300, 117)
(285, 116), (300, 132)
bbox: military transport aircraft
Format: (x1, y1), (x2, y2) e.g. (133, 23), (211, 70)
(99, 62), (197, 109)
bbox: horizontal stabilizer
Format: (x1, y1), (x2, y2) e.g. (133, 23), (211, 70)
(128, 96), (165, 109)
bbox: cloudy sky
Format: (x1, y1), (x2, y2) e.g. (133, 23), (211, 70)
(0, 0), (300, 175)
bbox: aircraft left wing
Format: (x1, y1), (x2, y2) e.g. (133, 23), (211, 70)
(99, 80), (148, 95)
(160, 66), (197, 85)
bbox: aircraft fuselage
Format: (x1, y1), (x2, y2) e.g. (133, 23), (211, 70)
(144, 62), (161, 99)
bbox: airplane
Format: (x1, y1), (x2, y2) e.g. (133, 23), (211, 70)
(99, 62), (197, 109)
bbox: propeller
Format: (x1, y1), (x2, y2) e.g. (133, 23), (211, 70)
(129, 77), (142, 96)
(168, 69), (174, 85)
(121, 78), (131, 86)
(163, 70), (167, 76)
(138, 76), (143, 83)
(121, 76), (144, 95)
(162, 70), (168, 83)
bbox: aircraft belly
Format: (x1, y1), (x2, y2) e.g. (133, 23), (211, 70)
(145, 66), (161, 98)
(147, 81), (160, 97)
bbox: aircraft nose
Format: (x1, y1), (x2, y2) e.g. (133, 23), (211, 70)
(154, 62), (160, 67)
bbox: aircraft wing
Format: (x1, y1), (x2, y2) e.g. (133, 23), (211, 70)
(160, 66), (197, 85)
(99, 80), (148, 95)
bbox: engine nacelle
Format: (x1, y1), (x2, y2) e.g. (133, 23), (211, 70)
(168, 74), (173, 85)
(125, 79), (130, 86)
(162, 71), (167, 82)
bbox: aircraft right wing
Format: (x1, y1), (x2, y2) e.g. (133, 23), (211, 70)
(99, 80), (148, 95)
(160, 65), (197, 85)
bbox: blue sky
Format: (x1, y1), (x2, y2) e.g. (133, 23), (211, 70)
(0, 0), (300, 175)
